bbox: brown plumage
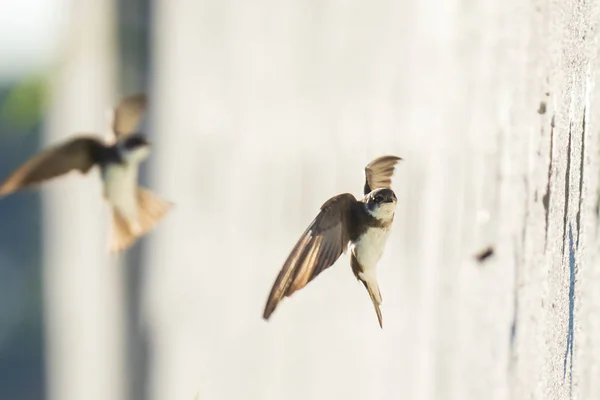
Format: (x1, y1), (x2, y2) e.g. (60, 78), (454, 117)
(263, 155), (402, 326)
(112, 93), (147, 139)
(0, 137), (107, 197)
(352, 254), (383, 327)
(110, 187), (172, 252)
(263, 194), (356, 320)
(364, 155), (402, 195)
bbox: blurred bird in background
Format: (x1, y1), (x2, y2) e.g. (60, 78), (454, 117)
(0, 94), (172, 252)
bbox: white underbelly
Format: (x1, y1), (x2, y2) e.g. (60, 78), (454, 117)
(102, 164), (138, 223)
(351, 226), (391, 271)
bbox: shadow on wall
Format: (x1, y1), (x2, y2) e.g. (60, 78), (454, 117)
(563, 224), (575, 387)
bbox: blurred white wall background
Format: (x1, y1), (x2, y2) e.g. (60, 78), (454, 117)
(0, 0), (67, 82)
(30, 0), (600, 399)
(43, 1), (126, 400)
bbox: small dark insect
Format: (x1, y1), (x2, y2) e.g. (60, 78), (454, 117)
(475, 246), (495, 263)
(537, 102), (547, 115)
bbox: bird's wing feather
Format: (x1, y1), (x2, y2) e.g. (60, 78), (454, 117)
(0, 136), (105, 196)
(111, 93), (147, 140)
(363, 155), (402, 195)
(263, 193), (357, 320)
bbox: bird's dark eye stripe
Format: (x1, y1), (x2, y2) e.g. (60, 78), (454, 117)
(123, 136), (148, 149)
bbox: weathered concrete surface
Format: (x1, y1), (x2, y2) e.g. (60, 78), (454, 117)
(145, 1), (600, 399)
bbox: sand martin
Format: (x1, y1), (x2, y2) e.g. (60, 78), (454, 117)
(263, 155), (401, 328)
(0, 93), (171, 252)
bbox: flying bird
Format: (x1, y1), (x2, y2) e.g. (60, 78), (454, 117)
(263, 155), (402, 328)
(0, 93), (171, 252)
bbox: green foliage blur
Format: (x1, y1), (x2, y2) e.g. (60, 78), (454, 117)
(0, 77), (45, 400)
(0, 76), (47, 133)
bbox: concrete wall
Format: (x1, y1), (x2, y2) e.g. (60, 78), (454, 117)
(43, 1), (126, 400)
(143, 1), (600, 399)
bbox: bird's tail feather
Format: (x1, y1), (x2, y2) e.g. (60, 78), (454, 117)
(110, 209), (137, 253)
(135, 186), (172, 234)
(109, 187), (172, 253)
(361, 279), (383, 328)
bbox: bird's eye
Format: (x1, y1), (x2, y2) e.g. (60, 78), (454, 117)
(374, 195), (383, 203)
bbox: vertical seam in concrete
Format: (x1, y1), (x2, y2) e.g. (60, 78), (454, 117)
(562, 123), (573, 258)
(576, 109), (586, 247)
(509, 240), (519, 362)
(543, 116), (555, 252)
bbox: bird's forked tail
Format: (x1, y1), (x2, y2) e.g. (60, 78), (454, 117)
(110, 187), (172, 253)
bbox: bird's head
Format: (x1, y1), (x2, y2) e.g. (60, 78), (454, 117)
(119, 134), (151, 163)
(365, 188), (397, 221)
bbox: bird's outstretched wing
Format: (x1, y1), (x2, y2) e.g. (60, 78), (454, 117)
(263, 193), (357, 320)
(0, 136), (106, 197)
(112, 93), (147, 139)
(363, 155), (402, 195)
